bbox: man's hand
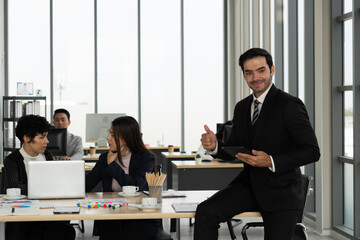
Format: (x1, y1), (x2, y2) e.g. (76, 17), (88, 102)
(200, 125), (217, 151)
(61, 156), (72, 161)
(235, 150), (272, 167)
(107, 151), (117, 165)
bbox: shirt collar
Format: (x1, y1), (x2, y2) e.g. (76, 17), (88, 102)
(252, 83), (273, 104)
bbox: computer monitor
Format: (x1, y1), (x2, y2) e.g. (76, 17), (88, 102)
(46, 128), (67, 156)
(85, 113), (126, 147)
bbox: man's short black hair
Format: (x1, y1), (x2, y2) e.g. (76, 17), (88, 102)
(54, 108), (70, 121)
(16, 115), (52, 143)
(239, 48), (273, 72)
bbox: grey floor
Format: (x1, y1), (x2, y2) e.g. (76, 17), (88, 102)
(73, 217), (345, 240)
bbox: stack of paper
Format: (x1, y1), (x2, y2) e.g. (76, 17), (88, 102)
(171, 203), (198, 212)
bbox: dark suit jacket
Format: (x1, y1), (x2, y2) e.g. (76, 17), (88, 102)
(86, 151), (155, 192)
(4, 149), (54, 195)
(215, 84), (320, 211)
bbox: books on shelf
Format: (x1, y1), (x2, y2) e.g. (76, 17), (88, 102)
(9, 100), (42, 118)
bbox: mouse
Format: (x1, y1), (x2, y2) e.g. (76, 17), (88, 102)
(201, 159), (212, 162)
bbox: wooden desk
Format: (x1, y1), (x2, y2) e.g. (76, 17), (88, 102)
(85, 162), (96, 171)
(171, 160), (243, 190)
(83, 147), (109, 155)
(0, 191), (260, 240)
(161, 152), (196, 189)
(83, 153), (101, 161)
(83, 146), (180, 154)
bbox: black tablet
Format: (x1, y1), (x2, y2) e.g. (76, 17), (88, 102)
(221, 146), (252, 157)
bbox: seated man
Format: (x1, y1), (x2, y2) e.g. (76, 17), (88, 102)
(53, 108), (83, 160)
(4, 114), (75, 240)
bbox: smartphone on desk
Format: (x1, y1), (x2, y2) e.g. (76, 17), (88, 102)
(221, 146), (252, 157)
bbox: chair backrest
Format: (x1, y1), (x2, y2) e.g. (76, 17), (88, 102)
(299, 174), (313, 222)
(0, 167), (5, 194)
(155, 164), (162, 174)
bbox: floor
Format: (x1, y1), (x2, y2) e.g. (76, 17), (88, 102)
(73, 217), (347, 240)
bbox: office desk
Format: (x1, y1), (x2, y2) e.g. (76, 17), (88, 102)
(83, 153), (101, 161)
(84, 146), (180, 155)
(85, 162), (96, 171)
(0, 191), (260, 240)
(161, 152), (196, 189)
(83, 146), (180, 167)
(83, 147), (109, 155)
(172, 160), (243, 190)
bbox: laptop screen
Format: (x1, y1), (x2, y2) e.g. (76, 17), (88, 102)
(27, 160), (85, 199)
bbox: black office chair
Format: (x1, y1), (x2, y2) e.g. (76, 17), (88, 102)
(227, 174), (313, 240)
(1, 167), (6, 194)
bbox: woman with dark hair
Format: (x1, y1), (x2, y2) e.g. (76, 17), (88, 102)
(86, 116), (161, 240)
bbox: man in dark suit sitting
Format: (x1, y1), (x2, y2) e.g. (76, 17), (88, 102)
(194, 48), (320, 240)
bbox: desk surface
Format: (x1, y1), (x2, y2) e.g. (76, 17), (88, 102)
(0, 191), (260, 222)
(172, 160), (244, 169)
(83, 154), (101, 161)
(162, 152), (195, 159)
(83, 146), (180, 151)
(85, 162), (96, 171)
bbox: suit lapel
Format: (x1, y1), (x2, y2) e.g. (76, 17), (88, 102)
(251, 85), (278, 147)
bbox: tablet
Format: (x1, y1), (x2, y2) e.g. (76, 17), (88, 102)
(221, 146), (252, 157)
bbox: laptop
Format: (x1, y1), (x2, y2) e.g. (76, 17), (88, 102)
(27, 160), (85, 199)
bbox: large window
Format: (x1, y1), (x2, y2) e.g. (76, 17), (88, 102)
(141, 0), (181, 147)
(97, 1), (138, 119)
(7, 0), (50, 111)
(332, 0), (360, 237)
(52, 0), (95, 139)
(184, 0), (224, 152)
(6, 0), (224, 151)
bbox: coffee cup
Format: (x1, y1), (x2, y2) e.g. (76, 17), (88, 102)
(168, 145), (174, 154)
(142, 197), (158, 207)
(122, 186), (139, 194)
(6, 188), (21, 197)
(89, 147), (96, 155)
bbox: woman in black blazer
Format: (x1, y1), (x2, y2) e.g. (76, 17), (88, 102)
(86, 116), (161, 240)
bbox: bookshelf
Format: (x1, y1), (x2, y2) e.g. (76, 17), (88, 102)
(2, 96), (47, 157)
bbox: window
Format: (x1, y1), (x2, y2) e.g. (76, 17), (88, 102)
(52, 0), (95, 138)
(6, 0), (225, 151)
(7, 0), (50, 115)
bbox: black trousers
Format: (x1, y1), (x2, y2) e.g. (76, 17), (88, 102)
(95, 219), (162, 240)
(194, 182), (302, 240)
(5, 221), (75, 240)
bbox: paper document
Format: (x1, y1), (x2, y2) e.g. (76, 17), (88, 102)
(171, 203), (198, 212)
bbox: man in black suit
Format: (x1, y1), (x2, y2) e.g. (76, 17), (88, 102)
(194, 48), (320, 240)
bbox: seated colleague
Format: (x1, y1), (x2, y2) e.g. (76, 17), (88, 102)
(4, 115), (75, 240)
(86, 116), (162, 240)
(53, 108), (83, 160)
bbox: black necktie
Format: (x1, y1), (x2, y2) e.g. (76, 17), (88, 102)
(252, 100), (260, 125)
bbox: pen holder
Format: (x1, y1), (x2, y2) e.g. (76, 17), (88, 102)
(148, 185), (162, 203)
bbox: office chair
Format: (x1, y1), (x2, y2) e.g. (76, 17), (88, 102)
(227, 174), (313, 240)
(1, 167), (6, 194)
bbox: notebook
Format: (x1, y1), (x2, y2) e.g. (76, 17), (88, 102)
(171, 202), (198, 212)
(27, 160), (85, 199)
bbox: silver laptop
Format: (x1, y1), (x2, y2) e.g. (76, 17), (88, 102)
(27, 160), (85, 199)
